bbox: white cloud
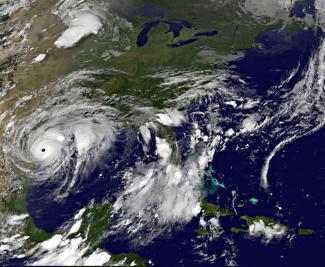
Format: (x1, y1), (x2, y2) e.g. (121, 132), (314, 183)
(32, 54), (46, 63)
(156, 109), (186, 127)
(30, 210), (111, 266)
(248, 220), (287, 243)
(54, 12), (102, 48)
(156, 137), (172, 162)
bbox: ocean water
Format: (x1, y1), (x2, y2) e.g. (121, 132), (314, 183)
(2, 0), (325, 266)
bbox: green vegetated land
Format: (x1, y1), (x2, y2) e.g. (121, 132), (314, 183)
(1, 182), (55, 245)
(72, 202), (113, 249)
(108, 253), (147, 267)
(231, 215), (288, 234)
(109, 0), (284, 74)
(201, 201), (233, 217)
(70, 202), (147, 266)
(195, 228), (212, 236)
(241, 215), (279, 227)
(83, 0), (307, 110)
(24, 218), (54, 243)
(298, 229), (313, 235)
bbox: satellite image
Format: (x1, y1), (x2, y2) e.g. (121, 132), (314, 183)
(0, 0), (324, 266)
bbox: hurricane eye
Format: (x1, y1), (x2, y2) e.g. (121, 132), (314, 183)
(41, 148), (46, 152)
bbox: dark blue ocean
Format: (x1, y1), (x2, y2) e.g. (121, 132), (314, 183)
(21, 3), (325, 266)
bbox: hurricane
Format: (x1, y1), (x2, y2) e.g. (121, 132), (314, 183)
(6, 71), (113, 179)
